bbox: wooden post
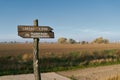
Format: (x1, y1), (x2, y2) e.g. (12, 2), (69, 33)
(33, 19), (41, 80)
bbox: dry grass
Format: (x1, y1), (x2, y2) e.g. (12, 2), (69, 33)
(0, 43), (120, 57)
(1, 43), (120, 80)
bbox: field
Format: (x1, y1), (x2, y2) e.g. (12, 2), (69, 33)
(1, 43), (120, 80)
(1, 43), (120, 57)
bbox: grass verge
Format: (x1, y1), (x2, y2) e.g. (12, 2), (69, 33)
(0, 49), (120, 76)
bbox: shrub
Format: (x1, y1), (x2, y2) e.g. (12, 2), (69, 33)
(92, 37), (109, 44)
(58, 37), (67, 44)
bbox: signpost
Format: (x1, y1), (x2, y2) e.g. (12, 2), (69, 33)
(18, 26), (53, 32)
(18, 25), (54, 38)
(18, 19), (54, 80)
(18, 32), (54, 38)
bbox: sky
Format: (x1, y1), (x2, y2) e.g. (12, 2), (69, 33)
(0, 0), (120, 42)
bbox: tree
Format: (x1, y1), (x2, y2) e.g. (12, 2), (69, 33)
(103, 39), (109, 44)
(81, 41), (88, 44)
(81, 41), (86, 44)
(58, 37), (67, 44)
(68, 38), (76, 44)
(92, 37), (109, 44)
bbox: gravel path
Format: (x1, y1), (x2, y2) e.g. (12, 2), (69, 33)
(0, 72), (70, 80)
(57, 64), (120, 80)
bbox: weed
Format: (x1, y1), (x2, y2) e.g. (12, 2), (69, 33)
(1, 48), (120, 76)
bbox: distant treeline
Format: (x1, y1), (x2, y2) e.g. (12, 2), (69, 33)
(58, 37), (109, 44)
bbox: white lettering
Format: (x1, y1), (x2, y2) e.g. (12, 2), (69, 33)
(22, 27), (34, 31)
(38, 28), (48, 31)
(31, 32), (50, 38)
(21, 27), (49, 31)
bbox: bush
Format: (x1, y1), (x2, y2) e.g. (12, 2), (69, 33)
(92, 37), (109, 44)
(68, 39), (76, 44)
(58, 37), (67, 44)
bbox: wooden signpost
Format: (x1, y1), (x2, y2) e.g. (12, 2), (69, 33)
(18, 19), (54, 80)
(18, 25), (54, 38)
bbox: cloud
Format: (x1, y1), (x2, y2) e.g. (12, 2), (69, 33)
(99, 31), (112, 35)
(80, 29), (96, 33)
(80, 29), (113, 35)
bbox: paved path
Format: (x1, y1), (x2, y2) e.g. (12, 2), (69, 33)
(0, 72), (70, 80)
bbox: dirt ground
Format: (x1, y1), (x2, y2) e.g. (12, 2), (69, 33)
(57, 64), (120, 80)
(1, 43), (120, 57)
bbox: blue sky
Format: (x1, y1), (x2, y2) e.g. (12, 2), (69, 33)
(0, 0), (120, 42)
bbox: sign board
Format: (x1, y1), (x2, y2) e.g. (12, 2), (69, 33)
(18, 26), (53, 32)
(18, 26), (54, 38)
(18, 32), (54, 38)
(17, 20), (54, 80)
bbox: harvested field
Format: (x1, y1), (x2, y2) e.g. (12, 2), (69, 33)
(0, 43), (120, 57)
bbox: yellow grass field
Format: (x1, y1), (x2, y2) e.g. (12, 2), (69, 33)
(0, 43), (120, 57)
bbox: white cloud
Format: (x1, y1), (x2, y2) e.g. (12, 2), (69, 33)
(80, 29), (97, 33)
(99, 31), (112, 35)
(80, 29), (113, 35)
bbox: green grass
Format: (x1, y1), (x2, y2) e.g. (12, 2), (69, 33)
(0, 49), (120, 76)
